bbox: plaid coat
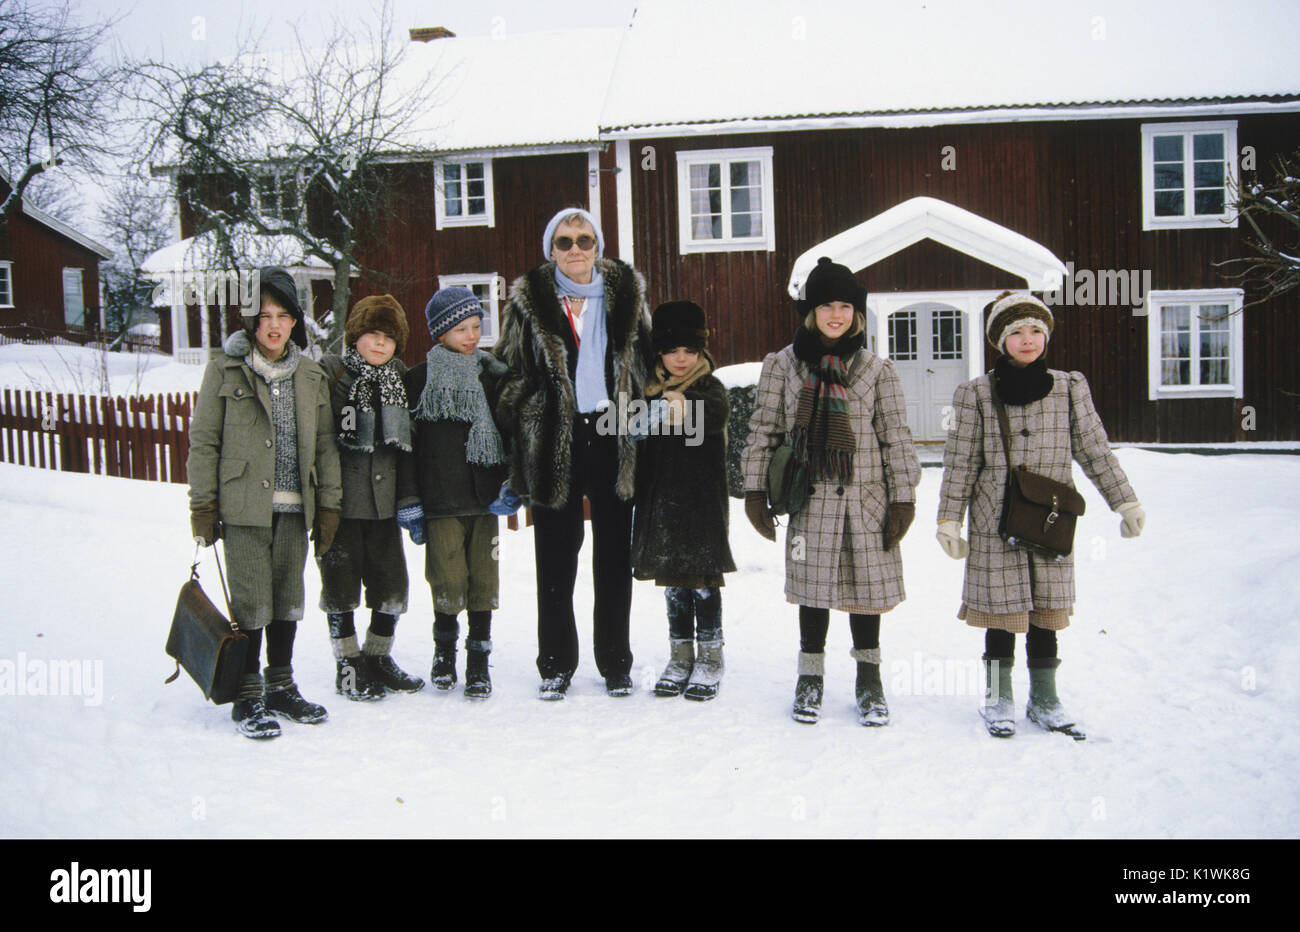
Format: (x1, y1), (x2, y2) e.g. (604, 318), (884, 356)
(743, 345), (921, 611)
(937, 370), (1137, 614)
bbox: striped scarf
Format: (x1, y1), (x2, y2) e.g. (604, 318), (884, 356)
(791, 327), (859, 484)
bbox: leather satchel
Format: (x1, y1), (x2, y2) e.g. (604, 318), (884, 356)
(766, 443), (809, 516)
(991, 376), (1086, 562)
(165, 548), (247, 705)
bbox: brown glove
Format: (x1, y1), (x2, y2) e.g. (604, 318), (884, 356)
(745, 491), (776, 542)
(312, 507), (340, 556)
(882, 502), (915, 551)
(190, 504), (220, 547)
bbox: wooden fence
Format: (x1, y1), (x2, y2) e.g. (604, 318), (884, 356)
(0, 389), (197, 483)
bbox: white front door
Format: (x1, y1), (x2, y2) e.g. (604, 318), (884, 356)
(873, 292), (1000, 442)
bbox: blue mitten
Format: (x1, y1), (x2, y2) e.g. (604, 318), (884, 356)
(397, 504), (427, 544)
(488, 482), (522, 517)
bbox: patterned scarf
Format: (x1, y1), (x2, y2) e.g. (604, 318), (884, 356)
(413, 345), (505, 466)
(791, 326), (861, 484)
(339, 345), (412, 452)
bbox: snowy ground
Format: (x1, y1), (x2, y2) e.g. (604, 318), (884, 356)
(0, 450), (1297, 839)
(0, 344), (204, 397)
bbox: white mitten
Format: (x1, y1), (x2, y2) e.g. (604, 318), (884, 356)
(936, 520), (969, 559)
(1116, 501), (1145, 538)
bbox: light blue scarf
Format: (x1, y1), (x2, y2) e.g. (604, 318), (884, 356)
(556, 266), (608, 414)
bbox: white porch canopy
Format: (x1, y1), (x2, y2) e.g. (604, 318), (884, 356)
(142, 229), (346, 364)
(786, 196), (1068, 300)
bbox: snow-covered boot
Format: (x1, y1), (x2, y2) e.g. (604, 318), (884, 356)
(684, 638), (723, 701)
(430, 637), (457, 691)
(792, 651), (824, 724)
(464, 639), (492, 699)
(230, 674), (280, 739)
(980, 654), (1015, 738)
(654, 639), (695, 697)
(538, 672), (572, 701)
(852, 647), (889, 726)
(1026, 657), (1085, 741)
(263, 665), (328, 724)
(329, 613), (385, 701)
(363, 631), (425, 693)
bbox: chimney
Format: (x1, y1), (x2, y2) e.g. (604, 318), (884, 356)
(409, 27), (456, 43)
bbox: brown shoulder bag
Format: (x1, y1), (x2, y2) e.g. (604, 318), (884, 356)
(164, 546), (248, 704)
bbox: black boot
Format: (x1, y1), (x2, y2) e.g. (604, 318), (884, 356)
(230, 674), (280, 739)
(792, 652), (824, 724)
(852, 648), (889, 726)
(363, 631), (425, 693)
(430, 639), (457, 691)
(263, 665), (328, 724)
(464, 639), (492, 699)
(336, 656), (386, 701)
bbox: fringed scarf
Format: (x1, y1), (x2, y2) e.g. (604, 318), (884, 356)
(413, 345), (505, 467)
(644, 351), (714, 398)
(339, 346), (412, 452)
(790, 326), (862, 484)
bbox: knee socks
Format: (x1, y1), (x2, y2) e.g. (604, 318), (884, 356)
(798, 607), (880, 653)
(433, 611), (492, 643)
(984, 626), (1059, 660)
(666, 587), (722, 640)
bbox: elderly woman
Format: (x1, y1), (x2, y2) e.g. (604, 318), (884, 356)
(743, 257), (921, 725)
(494, 207), (654, 700)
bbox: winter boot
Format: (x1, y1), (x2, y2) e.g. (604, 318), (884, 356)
(980, 654), (1015, 738)
(792, 651), (825, 724)
(852, 647), (889, 726)
(684, 638), (723, 701)
(538, 672), (572, 701)
(329, 613), (385, 701)
(654, 639), (695, 697)
(605, 673), (634, 697)
(1026, 657), (1085, 740)
(430, 637), (458, 691)
(230, 674), (280, 739)
(363, 631), (425, 693)
(464, 639), (492, 700)
(263, 665), (328, 724)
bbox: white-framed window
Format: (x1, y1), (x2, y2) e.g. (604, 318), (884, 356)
(675, 146), (775, 253)
(254, 170), (300, 224)
(888, 310), (917, 361)
(434, 158), (494, 229)
(436, 273), (502, 348)
(62, 267), (84, 326)
(1145, 289), (1244, 400)
(1140, 121), (1238, 231)
(0, 260), (13, 308)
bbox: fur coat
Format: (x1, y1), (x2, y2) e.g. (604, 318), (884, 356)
(493, 258), (653, 509)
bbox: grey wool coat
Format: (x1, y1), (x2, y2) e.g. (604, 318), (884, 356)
(937, 370), (1137, 614)
(188, 331), (343, 527)
(743, 345), (921, 611)
(493, 258), (654, 509)
(318, 354), (415, 520)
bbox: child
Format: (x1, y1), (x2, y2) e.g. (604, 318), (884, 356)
(631, 301), (735, 700)
(742, 258), (921, 725)
(403, 287), (511, 699)
(187, 266), (343, 739)
(317, 294), (425, 701)
(937, 291), (1145, 739)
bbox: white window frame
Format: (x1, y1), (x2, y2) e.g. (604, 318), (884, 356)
(1145, 288), (1244, 400)
(434, 158), (495, 230)
(0, 260), (13, 308)
(436, 273), (502, 348)
(1140, 121), (1238, 231)
(675, 146), (775, 254)
(62, 267), (84, 327)
(252, 169), (302, 225)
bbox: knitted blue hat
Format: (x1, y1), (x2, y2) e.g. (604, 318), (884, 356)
(424, 286), (483, 340)
(542, 207), (605, 261)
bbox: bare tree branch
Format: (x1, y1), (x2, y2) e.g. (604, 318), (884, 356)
(1216, 148), (1300, 306)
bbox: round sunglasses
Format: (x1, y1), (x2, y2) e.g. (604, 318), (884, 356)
(553, 234), (597, 252)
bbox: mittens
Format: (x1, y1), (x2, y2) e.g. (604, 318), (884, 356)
(1116, 501), (1146, 538)
(312, 507), (340, 556)
(190, 504), (220, 547)
(936, 520), (969, 560)
(744, 491), (776, 542)
(397, 504), (427, 544)
(488, 483), (523, 517)
(882, 502), (915, 551)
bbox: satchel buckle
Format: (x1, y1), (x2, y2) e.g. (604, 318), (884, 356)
(1043, 494), (1060, 532)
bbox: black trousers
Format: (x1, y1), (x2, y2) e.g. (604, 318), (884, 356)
(531, 414), (634, 679)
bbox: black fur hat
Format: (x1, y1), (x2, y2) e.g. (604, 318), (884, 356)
(651, 300), (709, 353)
(244, 266), (308, 349)
(799, 256), (866, 315)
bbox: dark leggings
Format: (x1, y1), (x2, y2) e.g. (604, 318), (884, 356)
(797, 606), (880, 653)
(985, 626), (1058, 660)
(240, 619), (298, 675)
(434, 610), (492, 643)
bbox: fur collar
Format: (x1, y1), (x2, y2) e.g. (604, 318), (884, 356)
(513, 258), (643, 352)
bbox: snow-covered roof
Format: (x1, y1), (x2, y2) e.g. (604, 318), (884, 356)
(389, 27), (624, 152)
(788, 197), (1068, 297)
(600, 0), (1300, 133)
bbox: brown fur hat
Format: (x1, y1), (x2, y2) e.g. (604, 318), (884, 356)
(984, 290), (1054, 352)
(345, 294), (408, 354)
